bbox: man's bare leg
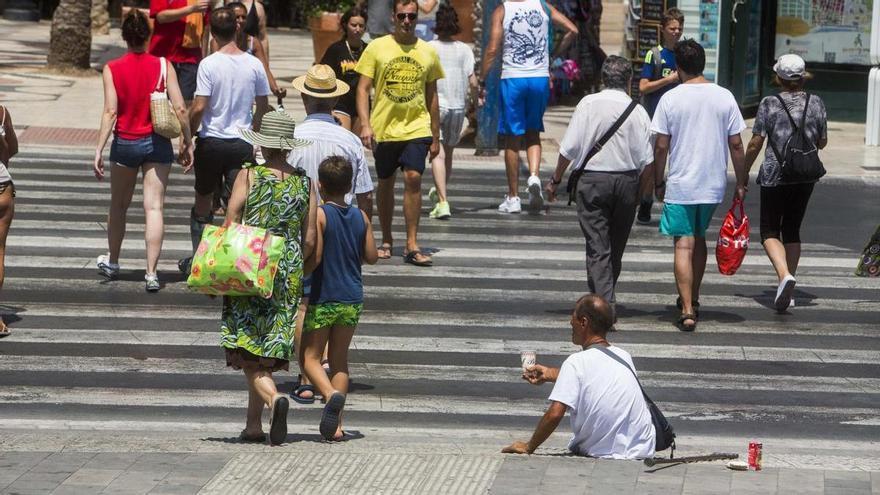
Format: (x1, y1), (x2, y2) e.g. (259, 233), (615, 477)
(376, 175), (396, 258)
(504, 136), (522, 198)
(403, 169), (430, 264)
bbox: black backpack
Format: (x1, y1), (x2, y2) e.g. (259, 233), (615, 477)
(767, 93), (826, 183)
(590, 345), (676, 457)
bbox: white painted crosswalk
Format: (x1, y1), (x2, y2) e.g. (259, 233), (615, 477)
(1, 149), (878, 471)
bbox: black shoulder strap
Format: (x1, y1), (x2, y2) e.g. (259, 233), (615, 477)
(799, 93), (811, 134)
(651, 46), (663, 80)
(566, 100), (638, 205)
(587, 344), (654, 404)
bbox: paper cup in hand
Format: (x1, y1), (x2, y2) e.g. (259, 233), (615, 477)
(520, 351), (536, 373)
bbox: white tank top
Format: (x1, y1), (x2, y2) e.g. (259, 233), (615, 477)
(501, 0), (550, 79)
(0, 108), (11, 182)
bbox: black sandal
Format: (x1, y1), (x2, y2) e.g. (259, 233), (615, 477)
(677, 313), (697, 332)
(675, 297), (700, 317)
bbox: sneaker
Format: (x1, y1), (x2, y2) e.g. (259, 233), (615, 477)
(145, 273), (160, 292)
(428, 186), (439, 205)
(527, 175), (544, 210)
(498, 195), (522, 213)
(637, 199), (652, 225)
(774, 274), (797, 312)
(430, 201), (452, 219)
(789, 298), (795, 308)
(96, 254), (120, 279)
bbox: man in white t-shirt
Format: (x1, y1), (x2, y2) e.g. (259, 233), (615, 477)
(426, 5), (477, 220)
(181, 6), (270, 272)
(502, 294), (655, 459)
(652, 39), (748, 332)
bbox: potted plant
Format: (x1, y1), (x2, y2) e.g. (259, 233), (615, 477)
(304, 0), (356, 63)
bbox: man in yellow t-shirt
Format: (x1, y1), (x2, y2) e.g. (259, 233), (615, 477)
(356, 0), (444, 267)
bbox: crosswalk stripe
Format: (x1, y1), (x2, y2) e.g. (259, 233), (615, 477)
(1, 356), (877, 394)
(4, 329), (878, 364)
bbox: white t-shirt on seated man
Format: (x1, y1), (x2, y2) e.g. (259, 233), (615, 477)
(502, 294), (656, 460)
(549, 346), (655, 459)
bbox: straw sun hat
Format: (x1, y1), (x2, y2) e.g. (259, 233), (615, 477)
(239, 110), (312, 151)
(291, 64), (350, 98)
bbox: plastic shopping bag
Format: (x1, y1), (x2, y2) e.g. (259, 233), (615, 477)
(855, 224), (880, 277)
(187, 223), (284, 298)
(716, 199), (749, 276)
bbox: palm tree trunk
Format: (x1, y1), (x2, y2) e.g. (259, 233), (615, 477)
(48, 0), (92, 70)
(91, 0), (110, 35)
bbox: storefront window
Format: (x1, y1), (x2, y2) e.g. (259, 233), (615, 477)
(775, 0), (872, 65)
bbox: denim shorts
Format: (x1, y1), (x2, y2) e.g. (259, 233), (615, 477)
(109, 133), (174, 168)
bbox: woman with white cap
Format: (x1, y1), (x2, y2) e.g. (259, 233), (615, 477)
(219, 109), (316, 445)
(744, 54), (828, 312)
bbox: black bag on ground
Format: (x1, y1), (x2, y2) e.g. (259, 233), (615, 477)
(767, 93), (826, 183)
(591, 345), (676, 456)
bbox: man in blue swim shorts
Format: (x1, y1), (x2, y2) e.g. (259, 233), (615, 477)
(480, 0), (577, 213)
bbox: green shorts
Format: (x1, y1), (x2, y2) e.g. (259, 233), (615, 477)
(303, 302), (363, 333)
(659, 203), (718, 238)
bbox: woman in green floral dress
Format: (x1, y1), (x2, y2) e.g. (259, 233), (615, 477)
(221, 110), (316, 445)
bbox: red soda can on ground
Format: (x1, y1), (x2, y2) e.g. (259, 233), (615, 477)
(748, 442), (763, 470)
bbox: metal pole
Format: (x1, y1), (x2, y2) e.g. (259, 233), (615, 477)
(476, 0), (502, 156)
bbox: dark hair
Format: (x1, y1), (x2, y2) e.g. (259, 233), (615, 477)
(211, 7), (237, 43)
(433, 4), (460, 37)
(661, 7), (684, 27)
(601, 55), (632, 91)
(226, 1), (246, 12)
(341, 6), (368, 38)
(393, 0), (417, 13)
(674, 39), (705, 76)
(318, 156), (353, 196)
(121, 9), (151, 48)
(574, 294), (614, 336)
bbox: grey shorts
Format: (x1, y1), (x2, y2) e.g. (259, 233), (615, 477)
(439, 107), (465, 147)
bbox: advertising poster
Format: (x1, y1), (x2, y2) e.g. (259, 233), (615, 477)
(775, 0), (872, 65)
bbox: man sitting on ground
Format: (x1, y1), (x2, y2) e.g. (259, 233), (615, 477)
(502, 294), (655, 459)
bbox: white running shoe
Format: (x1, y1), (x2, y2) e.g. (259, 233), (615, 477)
(527, 175), (544, 210)
(774, 275), (796, 312)
(145, 273), (160, 293)
(498, 195), (522, 213)
(96, 254), (120, 279)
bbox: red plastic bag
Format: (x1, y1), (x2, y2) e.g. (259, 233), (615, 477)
(716, 199), (749, 275)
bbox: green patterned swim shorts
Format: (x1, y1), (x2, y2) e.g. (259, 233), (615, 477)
(303, 302), (363, 332)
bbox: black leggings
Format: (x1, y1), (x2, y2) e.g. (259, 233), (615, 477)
(760, 183), (815, 244)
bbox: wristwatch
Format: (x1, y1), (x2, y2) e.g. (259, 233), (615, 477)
(550, 176), (562, 185)
(654, 180), (666, 189)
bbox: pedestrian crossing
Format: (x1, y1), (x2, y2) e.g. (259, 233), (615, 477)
(1, 148), (878, 472)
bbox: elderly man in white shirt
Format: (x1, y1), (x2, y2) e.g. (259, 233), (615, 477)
(288, 64), (374, 217)
(502, 294), (655, 459)
(545, 56), (654, 318)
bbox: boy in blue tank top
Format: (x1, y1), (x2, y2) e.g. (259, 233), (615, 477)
(301, 156), (378, 441)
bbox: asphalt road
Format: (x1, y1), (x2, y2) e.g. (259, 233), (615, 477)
(1, 148), (878, 473)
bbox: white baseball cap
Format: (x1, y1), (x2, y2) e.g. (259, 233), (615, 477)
(773, 54), (806, 80)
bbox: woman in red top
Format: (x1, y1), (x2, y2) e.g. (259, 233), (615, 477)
(93, 10), (193, 292)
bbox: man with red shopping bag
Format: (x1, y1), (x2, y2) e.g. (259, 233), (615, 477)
(652, 40), (749, 332)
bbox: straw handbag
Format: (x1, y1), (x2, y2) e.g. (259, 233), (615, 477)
(150, 57), (181, 139)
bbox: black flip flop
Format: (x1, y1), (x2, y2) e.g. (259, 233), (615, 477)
(677, 313), (697, 332)
(239, 429), (266, 443)
(269, 396), (289, 445)
(320, 392), (346, 441)
(403, 250), (432, 267)
(291, 384), (316, 405)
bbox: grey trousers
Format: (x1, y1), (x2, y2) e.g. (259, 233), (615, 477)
(576, 170), (640, 305)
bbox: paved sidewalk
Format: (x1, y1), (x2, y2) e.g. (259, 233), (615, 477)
(0, 20), (879, 180)
(2, 428), (879, 494)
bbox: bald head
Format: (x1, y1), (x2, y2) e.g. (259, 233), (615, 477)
(574, 294), (614, 336)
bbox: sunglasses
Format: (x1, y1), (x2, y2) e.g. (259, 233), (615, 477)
(396, 12), (417, 21)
